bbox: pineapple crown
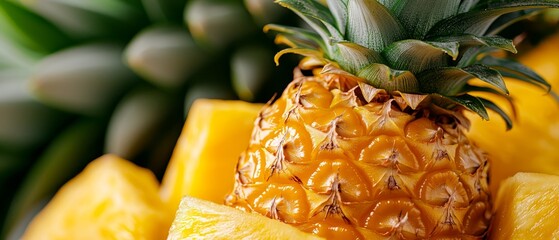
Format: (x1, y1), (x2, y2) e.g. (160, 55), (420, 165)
(266, 0), (559, 129)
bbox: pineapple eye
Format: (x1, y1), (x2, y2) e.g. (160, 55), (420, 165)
(363, 199), (427, 238)
(359, 135), (421, 173)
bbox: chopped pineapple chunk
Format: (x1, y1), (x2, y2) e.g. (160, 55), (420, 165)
(22, 154), (171, 240)
(168, 196), (324, 240)
(490, 172), (559, 239)
(160, 99), (262, 210)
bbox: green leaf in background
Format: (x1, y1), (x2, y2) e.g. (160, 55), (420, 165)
(19, 0), (147, 40)
(141, 0), (188, 23)
(0, 71), (68, 150)
(105, 86), (179, 161)
(185, 0), (255, 49)
(0, 0), (72, 54)
(125, 25), (207, 88)
(231, 44), (275, 101)
(244, 0), (289, 26)
(29, 43), (137, 116)
(0, 35), (40, 69)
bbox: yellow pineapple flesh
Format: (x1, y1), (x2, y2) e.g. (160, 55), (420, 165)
(226, 72), (491, 239)
(22, 154), (171, 240)
(160, 99), (262, 210)
(168, 196), (325, 240)
(489, 172), (559, 239)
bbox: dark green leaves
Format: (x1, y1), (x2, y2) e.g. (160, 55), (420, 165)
(427, 0), (559, 37)
(478, 55), (551, 91)
(458, 0), (481, 13)
(430, 35), (516, 54)
(479, 97), (513, 130)
(418, 65), (507, 96)
(448, 94), (489, 120)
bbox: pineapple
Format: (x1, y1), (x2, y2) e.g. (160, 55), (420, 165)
(225, 0), (559, 239)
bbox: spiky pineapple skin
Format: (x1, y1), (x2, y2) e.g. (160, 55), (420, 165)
(226, 70), (491, 239)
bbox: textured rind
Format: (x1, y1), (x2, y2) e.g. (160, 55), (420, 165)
(226, 71), (491, 239)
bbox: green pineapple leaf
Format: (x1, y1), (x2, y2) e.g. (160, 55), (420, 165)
(357, 63), (419, 93)
(325, 0), (348, 35)
(264, 24), (323, 50)
(418, 64), (507, 95)
(485, 9), (543, 35)
(429, 35), (516, 54)
(427, 0), (559, 37)
(346, 0), (404, 51)
(335, 40), (384, 73)
(447, 94), (489, 120)
(479, 97), (513, 130)
(458, 0), (481, 13)
(382, 39), (458, 73)
(396, 0), (461, 38)
(478, 55), (551, 92)
(462, 84), (516, 118)
(276, 0), (341, 54)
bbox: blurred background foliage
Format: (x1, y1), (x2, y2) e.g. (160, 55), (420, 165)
(0, 0), (558, 239)
(0, 0), (299, 238)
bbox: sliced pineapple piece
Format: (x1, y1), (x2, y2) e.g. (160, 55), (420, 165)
(160, 99), (262, 210)
(168, 196), (324, 240)
(22, 154), (171, 240)
(489, 172), (559, 239)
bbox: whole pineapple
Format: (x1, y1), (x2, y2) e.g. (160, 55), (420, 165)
(226, 0), (559, 238)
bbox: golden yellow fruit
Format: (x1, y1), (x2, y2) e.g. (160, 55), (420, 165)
(167, 196), (325, 240)
(489, 172), (559, 239)
(159, 99), (262, 210)
(22, 154), (171, 240)
(468, 32), (559, 194)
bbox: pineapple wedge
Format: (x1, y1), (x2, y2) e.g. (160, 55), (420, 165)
(167, 196), (324, 240)
(489, 172), (559, 239)
(21, 154), (171, 240)
(160, 99), (262, 209)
